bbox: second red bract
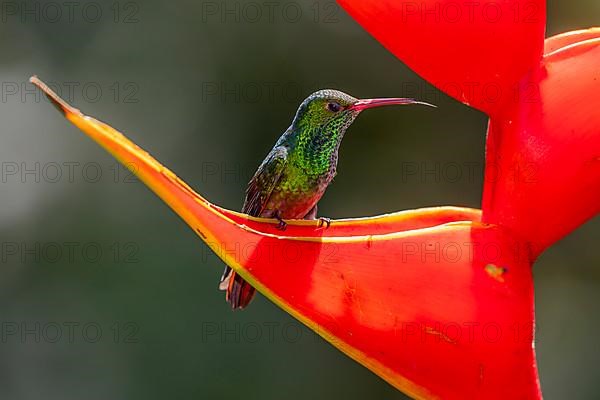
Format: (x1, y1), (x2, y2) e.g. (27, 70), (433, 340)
(31, 1), (600, 398)
(337, 0), (600, 258)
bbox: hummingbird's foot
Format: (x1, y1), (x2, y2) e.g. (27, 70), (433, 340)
(276, 219), (287, 231)
(318, 217), (331, 229)
(274, 213), (287, 231)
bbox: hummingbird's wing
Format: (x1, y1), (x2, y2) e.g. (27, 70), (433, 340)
(242, 145), (288, 216)
(219, 146), (288, 300)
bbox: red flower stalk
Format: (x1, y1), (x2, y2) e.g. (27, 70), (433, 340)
(30, 2), (599, 397)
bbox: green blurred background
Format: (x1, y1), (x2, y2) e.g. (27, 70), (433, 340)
(0, 1), (598, 398)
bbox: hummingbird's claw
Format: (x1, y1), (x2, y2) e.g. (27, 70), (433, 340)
(274, 213), (288, 231)
(318, 217), (331, 229)
(276, 220), (287, 231)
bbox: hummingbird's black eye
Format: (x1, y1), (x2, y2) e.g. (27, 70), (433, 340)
(327, 102), (342, 112)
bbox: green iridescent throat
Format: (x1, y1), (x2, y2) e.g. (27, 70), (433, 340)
(288, 107), (357, 177)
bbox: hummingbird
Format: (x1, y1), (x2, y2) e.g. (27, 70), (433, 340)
(219, 89), (434, 309)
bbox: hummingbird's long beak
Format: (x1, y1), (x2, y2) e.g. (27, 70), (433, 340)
(349, 98), (436, 111)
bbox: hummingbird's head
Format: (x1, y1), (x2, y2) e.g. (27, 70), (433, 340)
(288, 89), (434, 174)
(291, 89), (360, 134)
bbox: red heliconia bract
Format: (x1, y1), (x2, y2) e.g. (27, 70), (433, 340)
(483, 31), (600, 256)
(337, 0), (546, 117)
(30, 1), (599, 397)
(28, 78), (541, 399)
